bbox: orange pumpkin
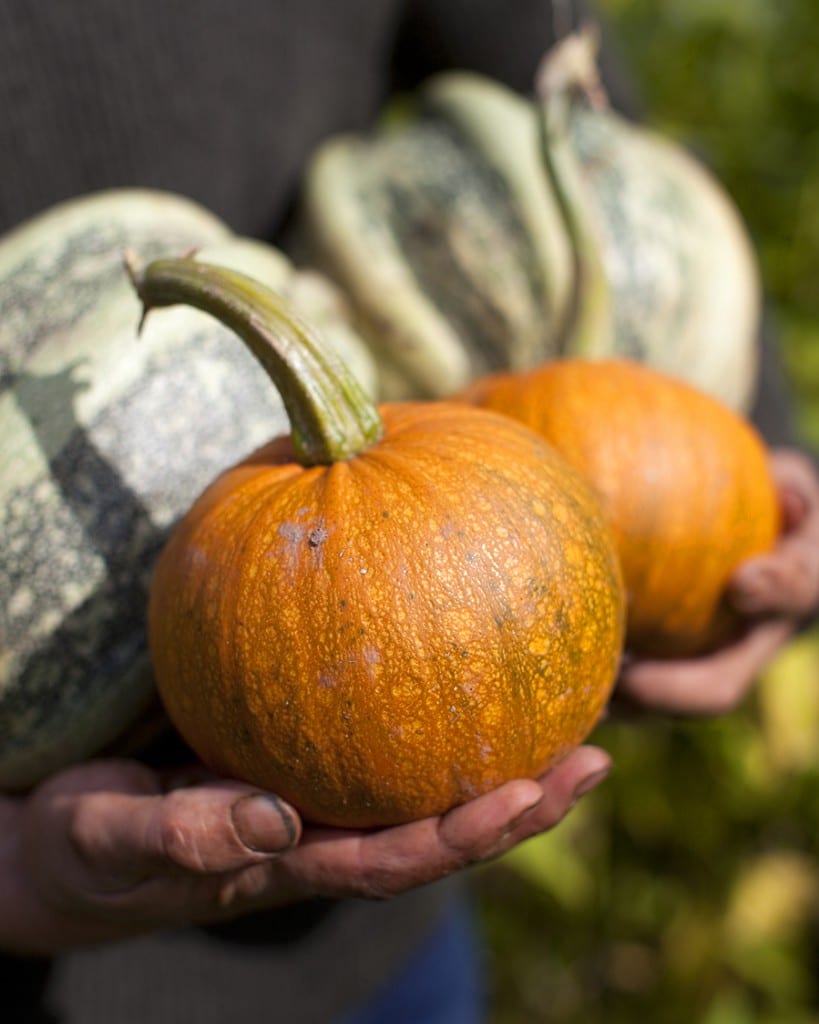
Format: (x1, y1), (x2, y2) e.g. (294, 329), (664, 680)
(134, 258), (625, 828)
(461, 359), (780, 658)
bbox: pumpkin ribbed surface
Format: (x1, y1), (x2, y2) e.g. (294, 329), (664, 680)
(462, 360), (780, 657)
(149, 403), (624, 828)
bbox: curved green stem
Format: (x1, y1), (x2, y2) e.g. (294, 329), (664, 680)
(125, 254), (383, 466)
(535, 24), (614, 357)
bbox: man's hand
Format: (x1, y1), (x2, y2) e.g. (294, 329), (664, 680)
(616, 448), (819, 716)
(1, 744), (611, 955)
(731, 450), (819, 619)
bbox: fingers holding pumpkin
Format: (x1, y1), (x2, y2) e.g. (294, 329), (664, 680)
(272, 745), (612, 901)
(731, 448), (819, 619)
(615, 617), (795, 717)
(11, 745), (613, 945)
(438, 744), (612, 862)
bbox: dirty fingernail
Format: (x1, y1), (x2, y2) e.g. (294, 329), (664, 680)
(231, 794), (300, 854)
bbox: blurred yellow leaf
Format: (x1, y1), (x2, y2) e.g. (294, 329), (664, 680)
(757, 631), (819, 775)
(724, 850), (819, 946)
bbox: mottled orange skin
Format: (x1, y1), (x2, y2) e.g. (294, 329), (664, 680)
(461, 360), (781, 657)
(149, 402), (624, 828)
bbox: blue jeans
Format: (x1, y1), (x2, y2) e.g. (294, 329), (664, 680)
(339, 898), (487, 1024)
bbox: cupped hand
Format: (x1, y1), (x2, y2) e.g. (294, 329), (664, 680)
(730, 449), (819, 619)
(615, 617), (796, 717)
(3, 745), (611, 954)
(616, 448), (819, 717)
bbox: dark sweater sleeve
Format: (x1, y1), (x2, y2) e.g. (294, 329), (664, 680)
(750, 319), (806, 451)
(391, 0), (640, 112)
(392, 0), (558, 92)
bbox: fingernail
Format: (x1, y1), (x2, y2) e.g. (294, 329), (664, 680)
(734, 562), (772, 592)
(730, 567), (772, 612)
(504, 796), (544, 835)
(231, 794), (299, 854)
(572, 766), (611, 803)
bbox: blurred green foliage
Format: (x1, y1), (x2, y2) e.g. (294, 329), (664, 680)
(476, 3), (819, 1021)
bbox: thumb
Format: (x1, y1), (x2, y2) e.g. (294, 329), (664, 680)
(80, 786), (300, 883)
(30, 762), (301, 889)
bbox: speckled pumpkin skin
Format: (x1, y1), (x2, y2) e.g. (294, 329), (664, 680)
(462, 360), (780, 657)
(149, 403), (624, 828)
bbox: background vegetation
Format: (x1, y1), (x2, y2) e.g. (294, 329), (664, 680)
(476, 2), (819, 1020)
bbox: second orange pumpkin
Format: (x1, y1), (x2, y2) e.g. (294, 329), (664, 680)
(461, 359), (781, 657)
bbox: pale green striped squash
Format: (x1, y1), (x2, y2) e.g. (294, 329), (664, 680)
(0, 189), (377, 789)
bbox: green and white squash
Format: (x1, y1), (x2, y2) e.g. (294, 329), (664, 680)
(303, 27), (760, 410)
(303, 76), (574, 399)
(0, 188), (377, 790)
(535, 26), (761, 411)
